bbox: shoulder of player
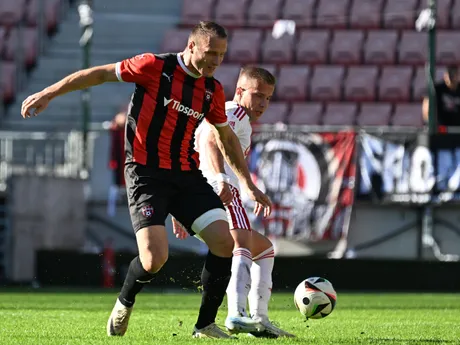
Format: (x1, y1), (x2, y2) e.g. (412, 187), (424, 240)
(226, 104), (248, 122)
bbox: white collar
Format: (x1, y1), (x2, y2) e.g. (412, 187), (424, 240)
(177, 53), (201, 79)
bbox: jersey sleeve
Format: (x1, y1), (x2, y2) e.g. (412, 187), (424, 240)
(206, 83), (228, 127)
(115, 53), (157, 86)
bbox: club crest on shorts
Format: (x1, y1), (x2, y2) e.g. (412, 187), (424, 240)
(141, 205), (154, 218)
(205, 89), (213, 101)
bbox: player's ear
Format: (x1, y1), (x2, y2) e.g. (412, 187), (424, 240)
(188, 39), (195, 53)
(235, 87), (244, 97)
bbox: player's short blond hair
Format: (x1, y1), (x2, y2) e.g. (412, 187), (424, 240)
(189, 21), (228, 42)
(238, 66), (277, 86)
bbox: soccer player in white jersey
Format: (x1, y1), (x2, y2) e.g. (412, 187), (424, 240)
(173, 66), (295, 338)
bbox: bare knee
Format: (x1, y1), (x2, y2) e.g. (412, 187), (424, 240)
(139, 248), (168, 273)
(200, 220), (234, 257)
(250, 230), (273, 258)
(230, 229), (252, 251)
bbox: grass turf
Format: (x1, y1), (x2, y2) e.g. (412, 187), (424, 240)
(0, 290), (459, 345)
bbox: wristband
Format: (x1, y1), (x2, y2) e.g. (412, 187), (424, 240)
(215, 173), (230, 184)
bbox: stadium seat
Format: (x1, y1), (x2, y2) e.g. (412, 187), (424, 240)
(275, 65), (309, 102)
(343, 66), (379, 102)
(261, 30), (295, 64)
(379, 67), (413, 102)
(323, 103), (357, 126)
(26, 0), (61, 33)
(213, 64), (240, 99)
(281, 0), (316, 28)
(214, 0), (247, 28)
(398, 31), (427, 65)
(436, 32), (460, 65)
(310, 66), (345, 101)
(287, 103), (323, 125)
(228, 29), (263, 64)
(391, 104), (424, 127)
(417, 0), (451, 29)
(257, 102), (289, 124)
(4, 27), (39, 68)
(412, 66), (446, 101)
(295, 30), (330, 64)
(363, 30), (399, 65)
(383, 0), (419, 29)
(329, 30), (364, 65)
(349, 0), (384, 29)
(0, 27), (6, 54)
(180, 0), (214, 26)
(247, 0), (282, 28)
(161, 29), (190, 52)
(0, 0), (27, 26)
(315, 0), (350, 28)
(452, 0), (460, 28)
(356, 103), (392, 126)
(1, 61), (17, 103)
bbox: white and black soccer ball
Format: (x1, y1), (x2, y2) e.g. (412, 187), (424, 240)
(294, 277), (337, 319)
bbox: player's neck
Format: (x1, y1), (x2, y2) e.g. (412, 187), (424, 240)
(179, 51), (201, 77)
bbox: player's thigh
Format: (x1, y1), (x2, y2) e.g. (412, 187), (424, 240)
(125, 164), (174, 233)
(136, 225), (169, 273)
(250, 229), (273, 258)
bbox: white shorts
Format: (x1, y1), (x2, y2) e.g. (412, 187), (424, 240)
(226, 185), (251, 231)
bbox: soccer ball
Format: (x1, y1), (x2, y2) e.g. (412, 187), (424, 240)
(294, 277), (337, 319)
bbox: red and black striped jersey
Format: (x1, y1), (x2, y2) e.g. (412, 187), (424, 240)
(115, 53), (228, 171)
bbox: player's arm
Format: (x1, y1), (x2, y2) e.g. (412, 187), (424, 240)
(21, 64), (118, 117)
(422, 97), (430, 123)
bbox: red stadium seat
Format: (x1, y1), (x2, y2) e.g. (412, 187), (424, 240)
(1, 61), (17, 103)
(295, 30), (330, 64)
(315, 0), (350, 29)
(344, 66), (379, 102)
(349, 0), (384, 29)
(261, 30), (295, 64)
(180, 0), (214, 26)
(452, 0), (460, 28)
(228, 29), (263, 64)
(329, 30), (364, 65)
(310, 65), (345, 101)
(383, 0), (419, 29)
(363, 30), (399, 65)
(282, 0), (316, 28)
(26, 0), (61, 33)
(412, 66), (446, 101)
(398, 31), (427, 65)
(379, 67), (413, 102)
(417, 0), (451, 29)
(392, 104), (424, 127)
(4, 27), (39, 68)
(213, 64), (241, 99)
(288, 103), (323, 125)
(0, 0), (27, 26)
(436, 31), (460, 65)
(323, 103), (357, 126)
(275, 65), (309, 102)
(247, 0), (283, 28)
(357, 103), (392, 126)
(161, 29), (190, 52)
(214, 0), (247, 28)
(257, 102), (289, 124)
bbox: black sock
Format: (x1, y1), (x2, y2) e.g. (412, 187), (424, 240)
(118, 256), (155, 307)
(195, 251), (232, 329)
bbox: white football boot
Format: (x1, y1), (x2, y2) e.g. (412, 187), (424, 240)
(249, 316), (296, 338)
(225, 314), (265, 334)
(192, 323), (235, 339)
(106, 298), (133, 336)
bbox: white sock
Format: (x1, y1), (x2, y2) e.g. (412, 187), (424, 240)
(227, 247), (252, 317)
(248, 246), (275, 319)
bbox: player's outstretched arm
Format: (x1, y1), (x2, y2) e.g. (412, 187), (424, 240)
(213, 124), (272, 217)
(21, 64), (118, 118)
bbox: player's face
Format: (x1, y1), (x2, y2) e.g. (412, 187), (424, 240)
(191, 36), (227, 77)
(238, 80), (275, 122)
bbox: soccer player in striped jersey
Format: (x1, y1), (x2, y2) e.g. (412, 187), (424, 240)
(21, 21), (272, 339)
(173, 66), (295, 338)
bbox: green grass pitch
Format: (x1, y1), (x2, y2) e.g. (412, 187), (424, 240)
(0, 290), (459, 345)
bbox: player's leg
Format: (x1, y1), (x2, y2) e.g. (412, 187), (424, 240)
(107, 166), (173, 336)
(248, 230), (295, 338)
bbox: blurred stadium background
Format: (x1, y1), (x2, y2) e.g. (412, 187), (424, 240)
(0, 0), (459, 292)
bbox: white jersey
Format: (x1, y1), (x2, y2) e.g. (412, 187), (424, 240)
(196, 101), (252, 190)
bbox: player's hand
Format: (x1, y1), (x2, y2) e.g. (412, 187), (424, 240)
(21, 91), (51, 118)
(171, 217), (189, 240)
(217, 181), (232, 206)
(244, 183), (272, 217)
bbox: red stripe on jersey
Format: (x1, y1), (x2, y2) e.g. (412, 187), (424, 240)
(133, 59), (164, 164)
(157, 66), (184, 169)
(180, 77), (205, 170)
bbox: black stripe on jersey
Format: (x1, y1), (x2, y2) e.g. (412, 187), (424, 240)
(125, 86), (145, 162)
(145, 53), (177, 167)
(170, 74), (196, 170)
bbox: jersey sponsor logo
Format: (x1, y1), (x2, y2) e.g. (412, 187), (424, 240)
(164, 97), (205, 120)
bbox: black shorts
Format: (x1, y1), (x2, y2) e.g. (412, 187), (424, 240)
(125, 163), (225, 234)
